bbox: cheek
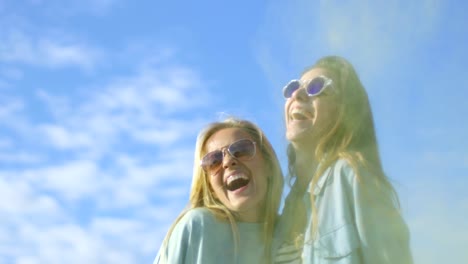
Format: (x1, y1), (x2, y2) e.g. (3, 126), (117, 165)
(209, 174), (223, 193)
(313, 102), (336, 132)
(253, 160), (269, 187)
(284, 100), (291, 120)
(327, 103), (339, 120)
(317, 99), (338, 118)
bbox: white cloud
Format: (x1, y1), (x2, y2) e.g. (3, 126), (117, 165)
(0, 50), (215, 262)
(0, 176), (34, 214)
(91, 217), (143, 239)
(31, 64), (211, 158)
(131, 128), (182, 145)
(20, 223), (126, 264)
(93, 154), (193, 209)
(0, 97), (24, 119)
(0, 3), (215, 256)
(39, 39), (98, 69)
(38, 124), (94, 150)
(0, 30), (100, 70)
(24, 160), (100, 201)
(0, 173), (65, 230)
(1, 204), (165, 263)
(93, 65), (209, 112)
(0, 152), (43, 164)
(0, 153), (187, 262)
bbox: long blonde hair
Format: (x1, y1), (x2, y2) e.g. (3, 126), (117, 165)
(162, 117), (284, 262)
(287, 56), (399, 239)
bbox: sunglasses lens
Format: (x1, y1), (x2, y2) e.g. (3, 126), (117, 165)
(201, 150), (223, 173)
(283, 80), (301, 98)
(228, 139), (255, 159)
(200, 139), (256, 174)
(306, 77), (325, 96)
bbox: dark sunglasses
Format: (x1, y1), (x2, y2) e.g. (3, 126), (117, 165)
(283, 75), (333, 99)
(200, 139), (256, 174)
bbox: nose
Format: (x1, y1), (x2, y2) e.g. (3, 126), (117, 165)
(291, 85), (309, 102)
(222, 149), (238, 169)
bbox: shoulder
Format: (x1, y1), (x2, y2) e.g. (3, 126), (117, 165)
(330, 158), (374, 186)
(182, 207), (217, 221)
(165, 208), (229, 250)
(316, 158), (372, 197)
(157, 208), (229, 264)
(330, 159), (397, 208)
(332, 159), (356, 178)
(176, 208), (220, 231)
(323, 158), (357, 189)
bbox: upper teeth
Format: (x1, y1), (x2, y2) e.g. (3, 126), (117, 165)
(226, 174), (248, 185)
(291, 109), (311, 119)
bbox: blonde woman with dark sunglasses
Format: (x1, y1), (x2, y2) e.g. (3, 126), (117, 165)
(154, 118), (284, 264)
(275, 56), (413, 264)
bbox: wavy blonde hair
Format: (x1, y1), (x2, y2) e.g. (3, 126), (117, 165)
(286, 56), (399, 239)
(161, 117), (284, 263)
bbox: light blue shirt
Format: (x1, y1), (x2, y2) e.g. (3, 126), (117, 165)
(154, 208), (267, 264)
(278, 159), (413, 264)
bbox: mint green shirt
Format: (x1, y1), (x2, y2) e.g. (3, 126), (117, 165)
(154, 208), (266, 264)
(277, 159), (413, 264)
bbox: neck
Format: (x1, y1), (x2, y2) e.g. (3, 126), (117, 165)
(236, 203), (265, 223)
(291, 141), (320, 187)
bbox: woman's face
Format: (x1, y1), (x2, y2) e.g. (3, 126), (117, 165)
(284, 68), (339, 144)
(204, 127), (269, 222)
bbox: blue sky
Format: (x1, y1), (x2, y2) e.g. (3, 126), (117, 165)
(1, 0), (467, 263)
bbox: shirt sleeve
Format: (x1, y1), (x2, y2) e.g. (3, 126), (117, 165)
(340, 162), (413, 264)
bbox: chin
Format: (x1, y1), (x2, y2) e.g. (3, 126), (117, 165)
(286, 129), (311, 142)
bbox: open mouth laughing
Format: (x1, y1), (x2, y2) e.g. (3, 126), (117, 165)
(290, 109), (314, 121)
(225, 173), (250, 192)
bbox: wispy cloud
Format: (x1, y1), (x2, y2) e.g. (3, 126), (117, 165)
(0, 67), (23, 80)
(25, 160), (100, 201)
(10, 222), (139, 264)
(38, 124), (94, 150)
(0, 52), (215, 262)
(0, 97), (24, 120)
(0, 152), (44, 164)
(255, 0), (443, 77)
(32, 64), (211, 156)
(0, 30), (100, 70)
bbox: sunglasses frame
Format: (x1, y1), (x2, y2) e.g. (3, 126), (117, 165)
(283, 75), (333, 99)
(200, 138), (257, 174)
